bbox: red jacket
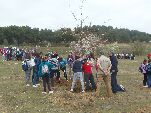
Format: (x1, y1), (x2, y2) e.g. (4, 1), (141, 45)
(82, 62), (92, 74)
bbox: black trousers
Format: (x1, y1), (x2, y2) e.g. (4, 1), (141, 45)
(42, 74), (51, 92)
(60, 66), (67, 80)
(84, 73), (96, 90)
(143, 73), (147, 86)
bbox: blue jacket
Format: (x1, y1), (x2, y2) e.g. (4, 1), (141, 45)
(72, 60), (82, 72)
(59, 59), (67, 68)
(33, 57), (41, 74)
(146, 63), (151, 75)
(110, 53), (118, 72)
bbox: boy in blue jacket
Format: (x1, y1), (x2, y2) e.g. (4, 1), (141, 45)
(70, 55), (85, 93)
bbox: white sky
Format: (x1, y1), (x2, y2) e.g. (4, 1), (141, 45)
(0, 0), (151, 33)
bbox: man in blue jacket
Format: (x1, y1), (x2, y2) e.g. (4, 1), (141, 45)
(109, 52), (126, 93)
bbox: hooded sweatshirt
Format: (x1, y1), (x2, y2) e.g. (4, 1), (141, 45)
(72, 59), (82, 73)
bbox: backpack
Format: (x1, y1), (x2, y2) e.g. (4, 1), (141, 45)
(22, 60), (28, 71)
(42, 64), (49, 74)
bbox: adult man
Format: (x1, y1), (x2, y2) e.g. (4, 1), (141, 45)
(109, 52), (126, 93)
(97, 52), (112, 97)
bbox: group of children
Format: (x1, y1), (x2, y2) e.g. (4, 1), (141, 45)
(139, 54), (151, 88)
(0, 47), (38, 61)
(22, 51), (98, 94)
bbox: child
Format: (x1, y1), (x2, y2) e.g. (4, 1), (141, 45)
(49, 54), (60, 84)
(22, 55), (32, 87)
(145, 59), (151, 88)
(67, 52), (74, 79)
(139, 59), (148, 87)
(82, 58), (96, 91)
(38, 57), (53, 94)
(58, 57), (68, 80)
(32, 54), (41, 87)
(70, 55), (85, 93)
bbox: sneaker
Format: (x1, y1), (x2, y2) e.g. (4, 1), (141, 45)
(26, 84), (30, 87)
(36, 84), (40, 86)
(70, 89), (74, 92)
(120, 85), (126, 91)
(143, 85), (148, 87)
(81, 90), (85, 93)
(33, 85), (38, 88)
(49, 91), (53, 94)
(42, 92), (47, 94)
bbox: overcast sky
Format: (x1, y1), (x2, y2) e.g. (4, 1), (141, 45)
(0, 0), (151, 33)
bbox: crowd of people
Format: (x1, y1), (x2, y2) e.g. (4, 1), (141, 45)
(0, 47), (36, 61)
(0, 46), (127, 96)
(115, 53), (135, 60)
(20, 49), (126, 96)
(3, 46), (151, 97)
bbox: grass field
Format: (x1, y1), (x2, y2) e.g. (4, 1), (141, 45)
(0, 54), (151, 113)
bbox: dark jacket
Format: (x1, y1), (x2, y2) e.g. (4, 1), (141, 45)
(110, 53), (118, 72)
(33, 57), (41, 74)
(72, 59), (82, 72)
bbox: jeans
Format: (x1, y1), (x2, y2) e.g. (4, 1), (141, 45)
(25, 69), (31, 85)
(32, 73), (37, 85)
(147, 75), (151, 88)
(84, 73), (96, 90)
(71, 72), (85, 90)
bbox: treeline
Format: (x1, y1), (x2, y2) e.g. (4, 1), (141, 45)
(81, 25), (151, 43)
(0, 25), (151, 46)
